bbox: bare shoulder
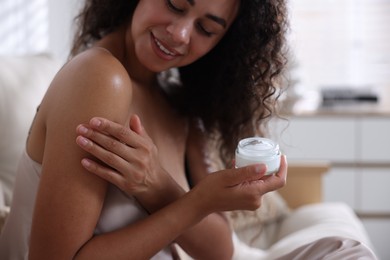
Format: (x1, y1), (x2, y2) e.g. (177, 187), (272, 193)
(60, 47), (132, 97)
(68, 47), (128, 74)
(42, 47), (133, 123)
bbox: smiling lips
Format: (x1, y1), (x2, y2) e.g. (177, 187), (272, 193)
(151, 33), (183, 60)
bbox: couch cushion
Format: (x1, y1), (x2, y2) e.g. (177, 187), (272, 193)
(0, 54), (62, 206)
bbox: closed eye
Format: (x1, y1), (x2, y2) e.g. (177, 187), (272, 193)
(196, 23), (214, 37)
(166, 0), (217, 37)
(166, 0), (183, 13)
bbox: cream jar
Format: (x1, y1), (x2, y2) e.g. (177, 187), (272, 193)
(235, 137), (281, 175)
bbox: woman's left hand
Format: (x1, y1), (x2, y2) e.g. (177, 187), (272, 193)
(75, 115), (174, 199)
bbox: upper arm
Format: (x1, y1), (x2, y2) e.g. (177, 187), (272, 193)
(185, 121), (215, 186)
(29, 50), (132, 258)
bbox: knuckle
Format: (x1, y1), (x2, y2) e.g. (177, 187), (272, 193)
(250, 196), (262, 210)
(244, 191), (262, 210)
(124, 183), (138, 194)
(139, 142), (155, 157)
(103, 152), (117, 166)
(248, 200), (261, 211)
(133, 172), (146, 185)
(103, 170), (115, 182)
(107, 139), (120, 150)
(119, 126), (130, 137)
(153, 146), (159, 156)
(138, 157), (150, 171)
(98, 118), (109, 130)
(277, 177), (287, 188)
(144, 144), (154, 155)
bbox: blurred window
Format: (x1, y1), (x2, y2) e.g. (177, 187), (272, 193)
(0, 0), (49, 55)
(289, 0), (390, 90)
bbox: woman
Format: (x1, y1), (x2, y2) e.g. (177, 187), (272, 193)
(0, 0), (288, 259)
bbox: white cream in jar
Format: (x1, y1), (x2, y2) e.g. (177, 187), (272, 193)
(235, 137), (281, 175)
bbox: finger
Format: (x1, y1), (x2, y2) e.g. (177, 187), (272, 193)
(261, 155), (288, 192)
(224, 164), (267, 187)
(76, 124), (131, 160)
(129, 115), (153, 143)
(88, 117), (140, 147)
(275, 154), (288, 181)
(129, 114), (143, 135)
(81, 158), (125, 189)
(76, 135), (134, 174)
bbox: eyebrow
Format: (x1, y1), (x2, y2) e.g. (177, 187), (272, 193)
(186, 0), (227, 29)
(205, 14), (227, 28)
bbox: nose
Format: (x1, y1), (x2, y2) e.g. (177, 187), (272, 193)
(166, 19), (192, 45)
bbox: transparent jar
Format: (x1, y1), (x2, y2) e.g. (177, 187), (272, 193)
(235, 137), (281, 175)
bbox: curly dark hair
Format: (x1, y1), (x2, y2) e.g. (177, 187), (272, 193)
(71, 0), (289, 166)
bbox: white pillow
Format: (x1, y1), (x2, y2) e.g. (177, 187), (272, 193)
(0, 53), (62, 206)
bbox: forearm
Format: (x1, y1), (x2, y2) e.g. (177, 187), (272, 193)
(136, 176), (234, 259)
(75, 189), (207, 260)
(176, 212), (234, 260)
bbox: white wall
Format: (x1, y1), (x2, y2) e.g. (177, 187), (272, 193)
(0, 0), (81, 62)
(47, 0), (82, 62)
(0, 0), (49, 56)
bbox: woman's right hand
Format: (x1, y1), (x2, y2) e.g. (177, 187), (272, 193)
(191, 155), (287, 213)
(75, 115), (177, 201)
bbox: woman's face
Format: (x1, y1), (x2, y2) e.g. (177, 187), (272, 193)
(130, 0), (240, 72)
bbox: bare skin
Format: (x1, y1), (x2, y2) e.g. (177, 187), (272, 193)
(75, 114), (288, 258)
(25, 0), (287, 259)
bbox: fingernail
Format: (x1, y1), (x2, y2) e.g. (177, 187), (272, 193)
(255, 164), (265, 174)
(81, 158), (91, 168)
(78, 125), (88, 134)
(90, 118), (101, 127)
(77, 136), (89, 147)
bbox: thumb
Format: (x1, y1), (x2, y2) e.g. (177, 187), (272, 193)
(225, 164), (267, 187)
(129, 114), (143, 135)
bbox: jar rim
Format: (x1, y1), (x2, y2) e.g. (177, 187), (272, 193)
(237, 137), (279, 157)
